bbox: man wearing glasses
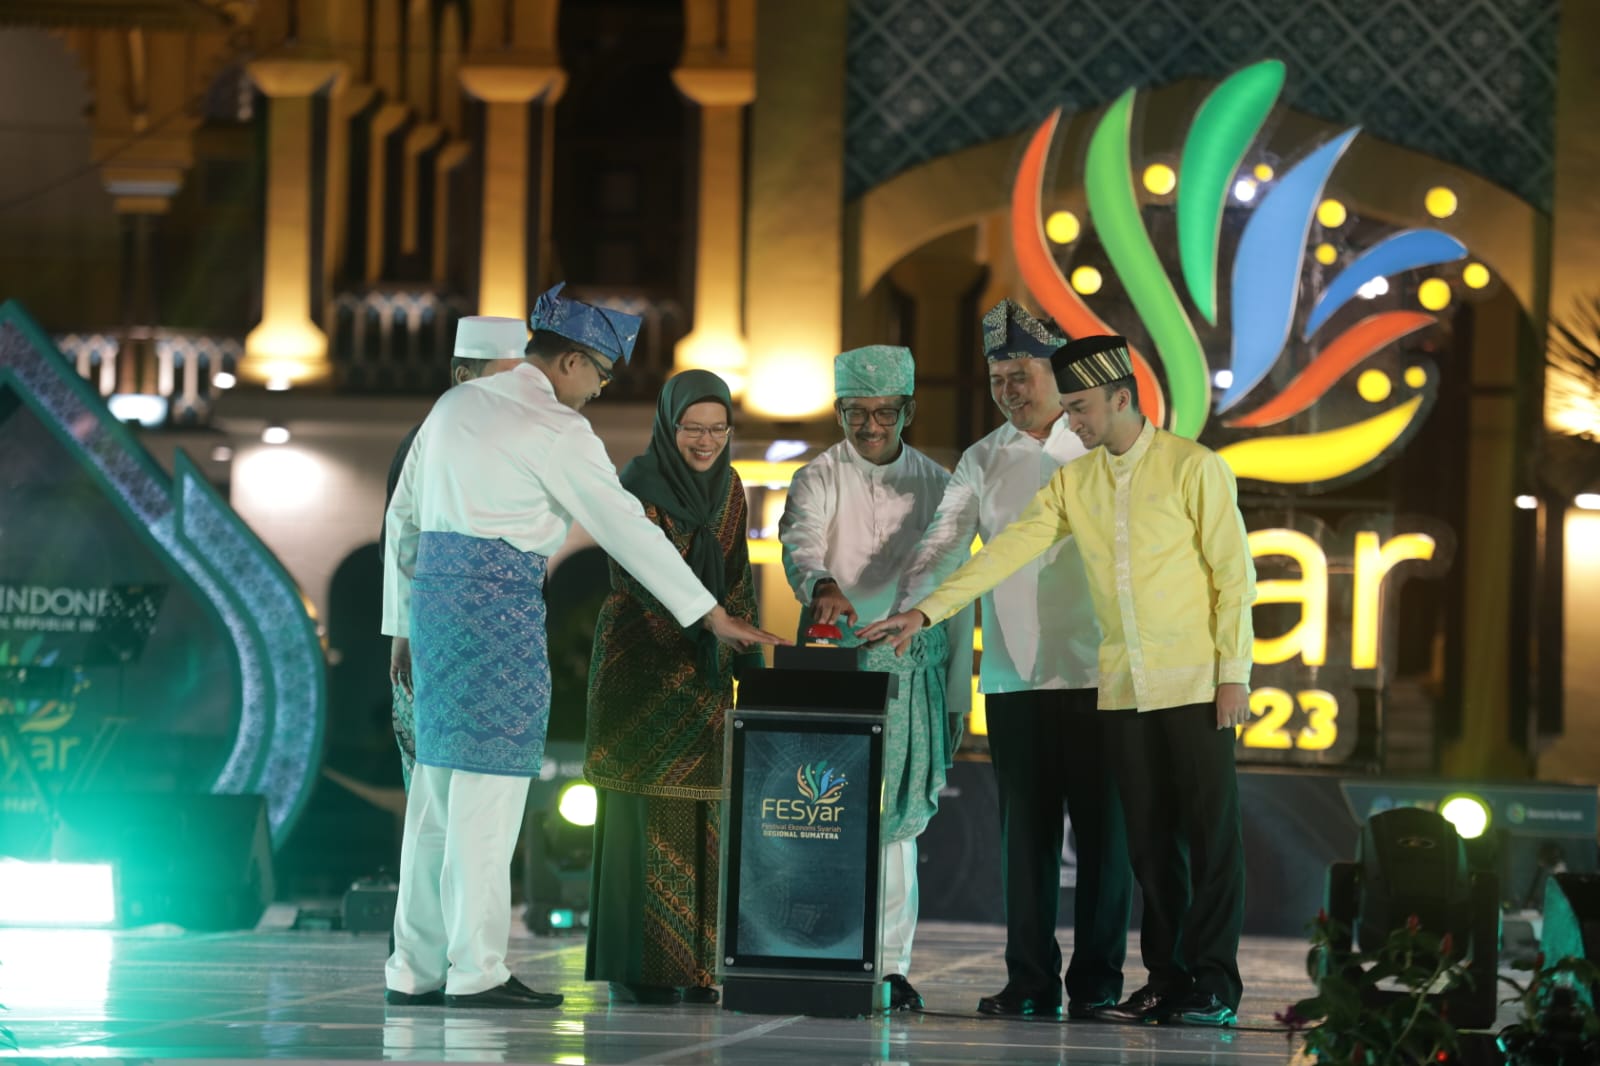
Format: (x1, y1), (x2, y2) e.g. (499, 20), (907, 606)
(383, 283), (785, 1011)
(900, 301), (1130, 1022)
(778, 345), (973, 1012)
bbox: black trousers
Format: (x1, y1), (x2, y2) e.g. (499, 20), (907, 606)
(1106, 703), (1246, 1009)
(985, 689), (1132, 1003)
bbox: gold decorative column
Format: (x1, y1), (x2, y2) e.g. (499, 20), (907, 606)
(242, 59), (346, 388)
(672, 67), (755, 392)
(364, 101), (412, 284)
(433, 140), (474, 286)
(744, 0), (848, 419)
(458, 66), (565, 319)
(1538, 0), (1600, 785)
(1441, 296), (1526, 778)
(402, 123), (446, 255)
(323, 83), (377, 292)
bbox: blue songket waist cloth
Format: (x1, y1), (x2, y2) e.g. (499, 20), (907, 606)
(410, 532), (552, 777)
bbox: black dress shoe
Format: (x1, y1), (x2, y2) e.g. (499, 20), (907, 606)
(1067, 996), (1115, 1020)
(681, 986), (720, 1005)
(608, 982), (680, 1005)
(385, 987), (444, 1006)
(1098, 985), (1176, 1025)
(445, 979), (563, 1009)
(976, 986), (1063, 1017)
(504, 975), (563, 1005)
(884, 974), (923, 1011)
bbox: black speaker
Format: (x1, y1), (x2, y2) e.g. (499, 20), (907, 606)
(1543, 873), (1600, 969)
(53, 792), (276, 930)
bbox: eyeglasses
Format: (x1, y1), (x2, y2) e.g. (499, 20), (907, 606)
(578, 350), (614, 388)
(838, 404), (905, 428)
(675, 422), (733, 442)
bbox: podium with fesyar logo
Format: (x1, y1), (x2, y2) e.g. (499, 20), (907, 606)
(718, 645), (892, 1016)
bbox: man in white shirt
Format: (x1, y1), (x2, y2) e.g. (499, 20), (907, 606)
(383, 283), (784, 1010)
(381, 316), (529, 792)
(778, 345), (973, 1012)
(901, 301), (1131, 1020)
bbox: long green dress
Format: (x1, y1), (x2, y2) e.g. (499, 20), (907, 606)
(583, 473), (760, 990)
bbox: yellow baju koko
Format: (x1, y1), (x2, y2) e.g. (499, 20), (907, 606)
(915, 419), (1254, 711)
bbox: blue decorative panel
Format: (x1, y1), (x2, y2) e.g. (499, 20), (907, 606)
(846, 0), (1559, 209)
(0, 301), (325, 844)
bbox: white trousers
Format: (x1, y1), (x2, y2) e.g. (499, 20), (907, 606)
(881, 838), (918, 977)
(385, 763), (531, 996)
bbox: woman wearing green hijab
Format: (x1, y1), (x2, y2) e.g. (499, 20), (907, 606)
(584, 369), (762, 1005)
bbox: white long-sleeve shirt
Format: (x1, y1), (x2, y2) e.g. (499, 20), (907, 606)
(779, 440), (973, 715)
(382, 363), (715, 638)
(901, 416), (1100, 694)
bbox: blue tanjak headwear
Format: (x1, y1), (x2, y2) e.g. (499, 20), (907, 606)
(528, 282), (642, 364)
(981, 299), (1065, 361)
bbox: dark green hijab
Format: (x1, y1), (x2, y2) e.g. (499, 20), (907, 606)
(619, 369), (735, 601)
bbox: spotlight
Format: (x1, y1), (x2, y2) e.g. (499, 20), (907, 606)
(1440, 793), (1491, 840)
(1515, 495), (1538, 510)
(1576, 493), (1600, 511)
(261, 423), (290, 445)
(212, 371), (237, 389)
(1212, 369), (1234, 389)
(0, 861), (117, 927)
(558, 781), (597, 827)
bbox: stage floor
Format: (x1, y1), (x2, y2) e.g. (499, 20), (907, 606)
(0, 914), (1516, 1064)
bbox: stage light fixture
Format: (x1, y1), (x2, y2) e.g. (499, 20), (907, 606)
(558, 781), (597, 827)
(261, 423), (290, 445)
(1440, 793), (1491, 840)
(1323, 807), (1500, 1028)
(523, 766), (596, 935)
(1515, 495), (1538, 510)
(547, 908), (583, 931)
(0, 860), (117, 927)
(212, 371), (237, 389)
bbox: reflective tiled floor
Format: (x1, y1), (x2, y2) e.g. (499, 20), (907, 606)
(0, 915), (1507, 1064)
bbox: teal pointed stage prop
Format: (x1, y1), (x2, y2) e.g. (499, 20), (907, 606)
(0, 301), (325, 846)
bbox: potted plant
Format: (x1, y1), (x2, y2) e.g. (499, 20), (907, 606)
(1496, 952), (1600, 1066)
(1280, 910), (1480, 1064)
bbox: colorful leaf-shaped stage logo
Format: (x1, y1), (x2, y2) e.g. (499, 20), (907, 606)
(1013, 59), (1471, 489)
(795, 760), (847, 805)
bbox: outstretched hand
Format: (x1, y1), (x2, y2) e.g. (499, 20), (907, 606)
(704, 605), (793, 652)
(856, 610), (928, 656)
(811, 583), (858, 628)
